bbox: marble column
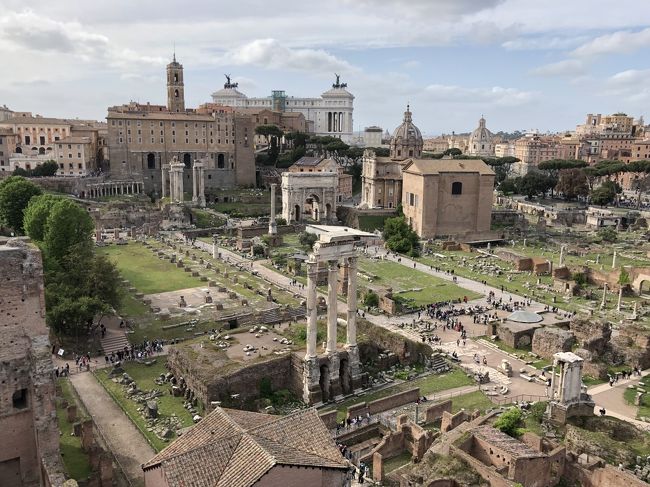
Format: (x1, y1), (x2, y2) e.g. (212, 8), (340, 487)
(617, 287), (623, 312)
(305, 261), (318, 359)
(346, 256), (357, 348)
(192, 162), (198, 203)
(559, 245), (565, 267)
(326, 260), (338, 355)
(600, 283), (607, 309)
(269, 183), (277, 235)
(612, 251), (617, 269)
(198, 162), (205, 207)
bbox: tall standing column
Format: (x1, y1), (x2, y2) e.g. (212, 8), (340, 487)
(269, 183), (277, 235)
(346, 256), (358, 348)
(559, 245), (565, 267)
(198, 163), (206, 207)
(305, 261), (318, 359)
(326, 260), (338, 355)
(192, 163), (198, 203)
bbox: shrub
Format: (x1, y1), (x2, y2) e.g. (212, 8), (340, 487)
(363, 290), (379, 308)
(494, 407), (524, 437)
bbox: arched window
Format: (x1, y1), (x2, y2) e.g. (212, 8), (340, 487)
(174, 89), (179, 98)
(451, 181), (463, 195)
(174, 73), (178, 83)
(409, 149), (413, 157)
(147, 153), (156, 169)
(15, 147), (22, 154)
(217, 154), (225, 169)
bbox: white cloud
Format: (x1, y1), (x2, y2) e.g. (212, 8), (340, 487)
(0, 10), (164, 69)
(217, 39), (356, 73)
(603, 69), (650, 102)
(503, 35), (588, 51)
(423, 84), (536, 106)
(340, 0), (505, 17)
(572, 28), (650, 57)
(529, 59), (586, 77)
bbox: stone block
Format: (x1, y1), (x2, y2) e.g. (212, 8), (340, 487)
(192, 271), (199, 277)
(532, 327), (575, 360)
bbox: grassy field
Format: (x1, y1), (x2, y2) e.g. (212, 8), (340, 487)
(211, 202), (271, 217)
(324, 368), (474, 420)
(358, 258), (481, 306)
(191, 209), (226, 228)
(99, 243), (200, 294)
(450, 390), (494, 414)
(357, 215), (390, 232)
(94, 358), (195, 452)
(56, 378), (92, 481)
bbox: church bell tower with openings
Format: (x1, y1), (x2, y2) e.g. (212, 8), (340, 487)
(167, 53), (185, 112)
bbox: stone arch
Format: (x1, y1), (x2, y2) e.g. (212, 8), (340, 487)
(38, 147), (45, 155)
(183, 153), (192, 168)
(640, 280), (650, 295)
(319, 364), (331, 402)
(15, 147), (22, 154)
(147, 153), (156, 169)
(294, 204), (301, 222)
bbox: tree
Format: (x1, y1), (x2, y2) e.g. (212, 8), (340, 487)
(443, 148), (462, 157)
(298, 232), (318, 249)
(363, 290), (379, 308)
(43, 199), (94, 262)
(516, 172), (555, 199)
(498, 178), (518, 195)
(590, 183), (616, 207)
(382, 216), (420, 256)
(555, 168), (589, 200)
(32, 160), (59, 177)
(24, 194), (64, 241)
(255, 125), (284, 165)
(494, 407), (523, 437)
(275, 217), (287, 226)
(0, 176), (42, 234)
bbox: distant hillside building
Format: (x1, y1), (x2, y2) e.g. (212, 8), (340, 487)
(287, 155), (353, 201)
(211, 75), (354, 143)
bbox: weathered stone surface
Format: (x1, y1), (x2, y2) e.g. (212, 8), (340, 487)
(532, 327), (575, 360)
(570, 318), (611, 355)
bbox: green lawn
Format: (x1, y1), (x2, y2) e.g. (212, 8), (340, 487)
(450, 391), (494, 414)
(383, 451), (413, 473)
(324, 368), (474, 421)
(56, 378), (92, 481)
(94, 358), (196, 452)
(358, 258), (481, 307)
(211, 202), (271, 217)
(191, 209), (226, 228)
(357, 215), (391, 232)
(99, 243), (201, 294)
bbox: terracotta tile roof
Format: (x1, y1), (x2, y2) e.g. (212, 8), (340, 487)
(403, 158), (495, 175)
(143, 407), (348, 487)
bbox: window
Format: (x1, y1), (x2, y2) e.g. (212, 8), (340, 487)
(12, 389), (28, 409)
(451, 182), (462, 195)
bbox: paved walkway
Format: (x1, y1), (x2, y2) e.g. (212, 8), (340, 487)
(70, 372), (155, 485)
(588, 370), (650, 431)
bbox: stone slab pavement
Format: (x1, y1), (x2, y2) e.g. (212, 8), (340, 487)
(589, 370), (650, 431)
(70, 371), (155, 485)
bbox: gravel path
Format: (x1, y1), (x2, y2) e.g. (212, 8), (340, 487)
(71, 372), (155, 485)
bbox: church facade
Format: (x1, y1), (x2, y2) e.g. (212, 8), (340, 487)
(106, 56), (256, 196)
(361, 106), (422, 209)
(211, 75), (354, 142)
(466, 116), (495, 157)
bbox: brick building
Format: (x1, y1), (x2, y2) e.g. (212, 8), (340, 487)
(0, 238), (65, 486)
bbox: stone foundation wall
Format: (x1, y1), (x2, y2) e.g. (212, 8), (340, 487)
(347, 388), (420, 419)
(358, 319), (432, 365)
(425, 400), (452, 423)
(450, 446), (515, 487)
(532, 327), (575, 360)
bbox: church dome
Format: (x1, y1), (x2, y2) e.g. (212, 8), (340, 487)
(390, 105), (423, 160)
(467, 116), (494, 156)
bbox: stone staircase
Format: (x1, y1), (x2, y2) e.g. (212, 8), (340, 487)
(430, 353), (451, 374)
(100, 330), (131, 355)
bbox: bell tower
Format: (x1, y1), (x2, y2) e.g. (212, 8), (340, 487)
(166, 53), (185, 112)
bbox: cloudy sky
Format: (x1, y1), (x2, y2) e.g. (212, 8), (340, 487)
(1, 0), (649, 135)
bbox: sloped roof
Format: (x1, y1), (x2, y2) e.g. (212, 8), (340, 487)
(403, 158), (495, 175)
(143, 407), (348, 487)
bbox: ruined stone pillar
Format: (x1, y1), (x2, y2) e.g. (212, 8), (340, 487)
(617, 287), (623, 312)
(346, 256), (357, 348)
(600, 283), (607, 309)
(162, 163), (169, 198)
(192, 162), (198, 203)
(612, 251), (617, 269)
(559, 245), (565, 267)
(326, 260), (338, 355)
(306, 261), (318, 359)
(269, 183), (277, 235)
